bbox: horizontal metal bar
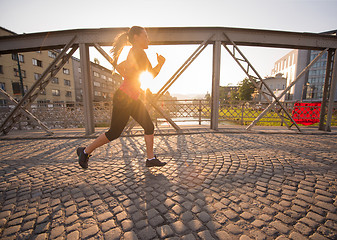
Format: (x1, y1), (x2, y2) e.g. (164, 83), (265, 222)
(1, 27), (337, 54)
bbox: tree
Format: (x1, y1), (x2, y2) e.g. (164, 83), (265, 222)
(204, 92), (211, 101)
(238, 78), (255, 101)
(230, 90), (239, 102)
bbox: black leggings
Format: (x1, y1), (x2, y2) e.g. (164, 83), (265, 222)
(105, 89), (154, 141)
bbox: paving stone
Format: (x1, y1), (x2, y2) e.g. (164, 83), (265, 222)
(309, 232), (329, 240)
(97, 212), (113, 222)
(270, 220), (290, 234)
(198, 230), (216, 240)
(226, 223), (243, 235)
(156, 225), (174, 238)
(240, 212), (254, 220)
(65, 215), (78, 225)
(215, 230), (232, 240)
(223, 209), (239, 220)
(250, 229), (267, 240)
(239, 235), (253, 240)
(306, 211), (325, 223)
(104, 227), (122, 240)
(35, 222), (50, 234)
(66, 223), (81, 233)
(50, 225), (65, 239)
(82, 225), (99, 239)
(171, 220), (188, 234)
(197, 211), (212, 222)
(139, 226), (157, 240)
(182, 233), (197, 240)
(32, 233), (48, 240)
(149, 215), (164, 227)
(123, 231), (138, 240)
(3, 225), (21, 236)
(188, 219), (203, 231)
(317, 225), (337, 239)
(101, 219), (116, 232)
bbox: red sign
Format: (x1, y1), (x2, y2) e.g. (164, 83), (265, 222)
(292, 102), (321, 125)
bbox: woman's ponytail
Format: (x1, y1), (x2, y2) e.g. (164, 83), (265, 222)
(110, 31), (129, 68)
(110, 26), (145, 69)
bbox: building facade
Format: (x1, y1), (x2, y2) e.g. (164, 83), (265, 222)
(1, 26), (123, 108)
(0, 27), (76, 107)
(271, 49), (309, 101)
(304, 50), (329, 100)
(72, 57), (122, 103)
(255, 73), (287, 102)
(271, 35), (337, 102)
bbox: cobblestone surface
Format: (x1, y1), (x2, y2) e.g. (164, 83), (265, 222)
(0, 132), (336, 239)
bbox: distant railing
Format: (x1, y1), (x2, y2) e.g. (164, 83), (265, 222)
(0, 100), (336, 130)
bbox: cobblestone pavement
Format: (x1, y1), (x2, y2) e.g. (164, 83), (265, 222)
(0, 132), (336, 240)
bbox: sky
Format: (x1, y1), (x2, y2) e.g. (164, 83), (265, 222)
(1, 0), (337, 97)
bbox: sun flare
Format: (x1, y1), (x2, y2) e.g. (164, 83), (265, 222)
(139, 71), (154, 91)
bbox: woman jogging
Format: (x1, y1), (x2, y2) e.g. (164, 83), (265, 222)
(77, 26), (166, 169)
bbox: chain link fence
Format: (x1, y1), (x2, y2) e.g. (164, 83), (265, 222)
(0, 100), (336, 130)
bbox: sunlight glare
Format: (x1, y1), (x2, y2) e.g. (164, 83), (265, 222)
(139, 71), (154, 91)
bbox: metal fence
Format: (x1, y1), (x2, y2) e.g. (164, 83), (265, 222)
(0, 100), (336, 130)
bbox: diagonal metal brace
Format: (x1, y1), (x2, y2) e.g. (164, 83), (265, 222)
(247, 48), (328, 130)
(222, 32), (301, 131)
(0, 88), (53, 135)
(0, 36), (78, 135)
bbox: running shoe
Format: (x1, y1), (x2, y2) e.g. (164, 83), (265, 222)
(77, 147), (90, 169)
(146, 155), (167, 167)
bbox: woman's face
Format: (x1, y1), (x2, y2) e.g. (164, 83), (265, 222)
(133, 30), (149, 49)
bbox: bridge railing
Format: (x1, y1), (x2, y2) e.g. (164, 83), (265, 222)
(0, 100), (336, 130)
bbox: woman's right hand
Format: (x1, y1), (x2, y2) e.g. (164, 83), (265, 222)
(156, 53), (166, 66)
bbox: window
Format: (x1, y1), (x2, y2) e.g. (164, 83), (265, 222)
(32, 58), (42, 67)
(94, 81), (101, 87)
(12, 54), (24, 63)
(64, 79), (71, 86)
(78, 67), (81, 73)
(0, 99), (7, 106)
(79, 79), (82, 84)
(101, 75), (106, 80)
(0, 82), (5, 91)
(52, 89), (61, 96)
(0, 65), (3, 74)
(40, 89), (46, 95)
(34, 73), (42, 81)
(108, 77), (112, 82)
(63, 68), (70, 75)
(14, 68), (26, 78)
(52, 77), (59, 84)
(12, 82), (22, 95)
(93, 71), (100, 77)
(48, 51), (57, 58)
(94, 91), (101, 96)
(66, 91), (72, 97)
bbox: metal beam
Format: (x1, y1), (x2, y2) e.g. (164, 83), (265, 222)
(211, 40), (221, 130)
(80, 43), (95, 135)
(319, 49), (335, 130)
(155, 35), (213, 100)
(1, 27), (337, 54)
(326, 50), (337, 132)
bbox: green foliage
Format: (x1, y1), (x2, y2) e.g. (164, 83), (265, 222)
(238, 78), (255, 101)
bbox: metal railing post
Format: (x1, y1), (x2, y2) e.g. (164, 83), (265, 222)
(198, 100), (202, 125)
(319, 49), (335, 130)
(80, 43), (95, 135)
(211, 40), (221, 130)
(326, 49), (337, 132)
